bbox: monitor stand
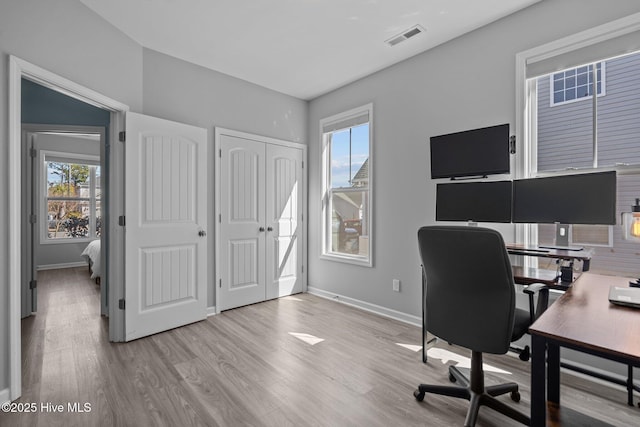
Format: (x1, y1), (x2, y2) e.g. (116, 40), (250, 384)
(539, 223), (584, 251)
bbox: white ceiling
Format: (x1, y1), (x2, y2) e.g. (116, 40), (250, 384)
(79, 0), (540, 100)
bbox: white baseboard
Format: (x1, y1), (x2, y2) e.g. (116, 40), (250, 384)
(37, 261), (87, 271)
(0, 387), (10, 404)
(307, 286), (421, 327)
(206, 306), (217, 317)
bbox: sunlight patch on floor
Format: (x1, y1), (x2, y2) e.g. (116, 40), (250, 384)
(396, 343), (422, 352)
(395, 343), (512, 375)
(289, 332), (324, 345)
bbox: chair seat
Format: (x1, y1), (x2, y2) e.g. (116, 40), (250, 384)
(512, 308), (530, 342)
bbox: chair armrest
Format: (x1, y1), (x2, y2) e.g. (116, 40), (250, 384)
(522, 283), (550, 324)
(523, 282), (548, 295)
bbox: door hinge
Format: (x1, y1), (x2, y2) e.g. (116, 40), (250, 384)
(29, 280), (37, 290)
(29, 214), (37, 224)
(301, 265), (304, 273)
(509, 135), (516, 154)
(30, 148), (37, 158)
(219, 278), (222, 288)
(302, 161), (304, 169)
(219, 148), (222, 158)
(219, 213), (222, 223)
(118, 299), (125, 310)
(119, 131), (126, 142)
(118, 215), (125, 226)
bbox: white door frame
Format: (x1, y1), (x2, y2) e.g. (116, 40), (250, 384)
(214, 127), (308, 313)
(8, 56), (129, 401)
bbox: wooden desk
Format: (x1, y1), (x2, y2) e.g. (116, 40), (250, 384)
(529, 273), (640, 426)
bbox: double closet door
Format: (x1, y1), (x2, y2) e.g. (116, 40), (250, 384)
(217, 130), (305, 311)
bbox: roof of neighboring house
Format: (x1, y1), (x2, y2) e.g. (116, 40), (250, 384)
(352, 158), (369, 186)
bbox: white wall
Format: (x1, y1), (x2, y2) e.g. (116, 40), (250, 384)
(0, 0), (143, 399)
(306, 0), (640, 318)
(141, 48), (308, 307)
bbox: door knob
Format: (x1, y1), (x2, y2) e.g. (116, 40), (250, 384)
(259, 227), (265, 232)
(267, 226), (273, 232)
(198, 230), (206, 237)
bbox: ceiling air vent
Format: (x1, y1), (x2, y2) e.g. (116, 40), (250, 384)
(385, 25), (425, 47)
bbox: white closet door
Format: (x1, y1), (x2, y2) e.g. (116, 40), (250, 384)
(265, 144), (303, 299)
(124, 112), (207, 341)
(217, 134), (266, 311)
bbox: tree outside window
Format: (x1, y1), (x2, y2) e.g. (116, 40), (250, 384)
(45, 156), (101, 240)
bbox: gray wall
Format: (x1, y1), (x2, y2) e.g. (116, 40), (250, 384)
(141, 48), (308, 307)
(306, 0), (640, 318)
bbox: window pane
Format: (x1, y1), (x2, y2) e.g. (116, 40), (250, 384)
(96, 200), (102, 237)
(95, 166), (102, 199)
(577, 73), (587, 86)
(47, 162), (90, 197)
(330, 124), (369, 189)
(330, 129), (351, 188)
(329, 189), (369, 256)
(576, 85), (588, 98)
(47, 200), (90, 239)
(597, 51), (640, 167)
(538, 74), (594, 171)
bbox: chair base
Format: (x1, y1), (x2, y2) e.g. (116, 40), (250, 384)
(510, 344), (531, 361)
(414, 352), (530, 427)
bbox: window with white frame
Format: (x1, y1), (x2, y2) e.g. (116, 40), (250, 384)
(521, 31), (640, 276)
(321, 104), (372, 265)
(43, 152), (101, 242)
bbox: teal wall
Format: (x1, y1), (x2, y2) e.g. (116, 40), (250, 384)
(22, 79), (110, 127)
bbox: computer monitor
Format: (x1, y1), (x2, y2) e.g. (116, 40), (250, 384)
(512, 171), (616, 225)
(436, 181), (513, 223)
(430, 124), (510, 179)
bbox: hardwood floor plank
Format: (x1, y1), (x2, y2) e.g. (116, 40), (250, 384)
(2, 267), (639, 426)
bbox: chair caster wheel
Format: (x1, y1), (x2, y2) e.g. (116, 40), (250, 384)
(519, 346), (530, 361)
(414, 390), (425, 402)
(449, 373), (456, 383)
(510, 391), (521, 402)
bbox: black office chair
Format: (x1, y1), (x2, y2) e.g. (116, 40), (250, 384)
(414, 226), (548, 427)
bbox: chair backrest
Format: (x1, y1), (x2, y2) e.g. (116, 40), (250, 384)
(418, 226), (516, 355)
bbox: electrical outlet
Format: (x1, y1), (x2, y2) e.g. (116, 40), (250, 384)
(392, 279), (400, 292)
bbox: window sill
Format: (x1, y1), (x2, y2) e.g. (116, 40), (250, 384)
(320, 252), (372, 268)
(41, 237), (96, 245)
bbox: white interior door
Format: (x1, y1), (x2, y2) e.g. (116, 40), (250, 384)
(266, 144), (303, 299)
(125, 112), (207, 341)
(217, 135), (266, 311)
(217, 131), (304, 311)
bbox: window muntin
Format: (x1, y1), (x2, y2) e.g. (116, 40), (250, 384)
(551, 63), (604, 106)
(321, 105), (372, 265)
(44, 154), (101, 241)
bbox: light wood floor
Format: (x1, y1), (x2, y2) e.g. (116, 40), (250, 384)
(2, 267), (639, 426)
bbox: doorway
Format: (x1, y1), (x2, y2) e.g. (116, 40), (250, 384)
(8, 56), (129, 401)
(22, 125), (107, 319)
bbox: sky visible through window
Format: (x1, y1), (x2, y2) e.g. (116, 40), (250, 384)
(330, 124), (368, 188)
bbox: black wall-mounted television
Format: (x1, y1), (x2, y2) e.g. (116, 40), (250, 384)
(430, 123), (510, 179)
(436, 181), (513, 223)
(513, 171), (617, 225)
